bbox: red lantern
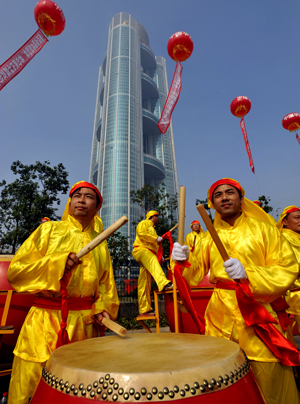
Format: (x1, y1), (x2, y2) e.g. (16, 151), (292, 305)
(158, 32), (193, 134)
(230, 96), (255, 173)
(167, 32), (194, 62)
(34, 0), (65, 37)
(230, 96), (251, 118)
(282, 113), (300, 145)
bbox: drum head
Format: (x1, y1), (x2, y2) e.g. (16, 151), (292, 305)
(42, 334), (251, 401)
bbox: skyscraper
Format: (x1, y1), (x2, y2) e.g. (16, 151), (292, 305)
(89, 12), (178, 246)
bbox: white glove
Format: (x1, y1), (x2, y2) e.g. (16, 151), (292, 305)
(223, 258), (247, 280)
(156, 236), (163, 243)
(172, 242), (189, 261)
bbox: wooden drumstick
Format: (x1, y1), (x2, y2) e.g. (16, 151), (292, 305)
(196, 204), (229, 262)
(169, 223), (179, 233)
(75, 215), (128, 337)
(101, 317), (127, 337)
(178, 187), (186, 245)
(76, 215), (128, 259)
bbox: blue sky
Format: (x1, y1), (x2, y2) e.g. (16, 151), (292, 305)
(1, 0), (300, 235)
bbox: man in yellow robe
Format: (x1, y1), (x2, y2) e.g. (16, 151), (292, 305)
(7, 181), (119, 404)
(184, 220), (204, 254)
(132, 210), (172, 315)
(172, 178), (300, 404)
(277, 205), (300, 333)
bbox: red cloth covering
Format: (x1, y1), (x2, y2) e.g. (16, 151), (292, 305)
(157, 231), (174, 263)
(33, 275), (94, 348)
(216, 280), (300, 366)
(173, 262), (205, 334)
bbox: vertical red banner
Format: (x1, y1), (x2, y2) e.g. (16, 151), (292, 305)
(240, 117), (255, 173)
(158, 61), (183, 134)
(296, 134), (300, 145)
(0, 29), (48, 91)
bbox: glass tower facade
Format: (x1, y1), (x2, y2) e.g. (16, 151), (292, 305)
(89, 12), (179, 246)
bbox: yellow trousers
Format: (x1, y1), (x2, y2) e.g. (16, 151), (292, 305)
(250, 361), (300, 404)
(8, 356), (44, 404)
(133, 247), (169, 314)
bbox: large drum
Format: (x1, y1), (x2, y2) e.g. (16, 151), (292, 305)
(31, 334), (266, 403)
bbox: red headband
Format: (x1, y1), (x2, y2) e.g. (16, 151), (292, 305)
(69, 182), (103, 208)
(253, 200), (262, 207)
(209, 179), (242, 202)
(191, 220), (200, 225)
(285, 207), (300, 216)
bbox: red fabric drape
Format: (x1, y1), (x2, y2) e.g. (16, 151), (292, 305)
(173, 262), (205, 334)
(216, 280), (300, 366)
(157, 230), (174, 263)
(240, 117), (255, 173)
(296, 133), (300, 145)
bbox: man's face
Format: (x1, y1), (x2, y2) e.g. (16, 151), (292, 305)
(283, 211), (300, 234)
(69, 187), (101, 223)
(151, 215), (159, 225)
(212, 184), (243, 218)
(192, 223), (200, 232)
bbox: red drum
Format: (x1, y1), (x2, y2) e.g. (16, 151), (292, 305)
(165, 274), (214, 333)
(31, 334), (266, 403)
(0, 258), (35, 364)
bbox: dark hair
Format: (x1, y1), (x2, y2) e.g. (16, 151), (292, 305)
(71, 187), (100, 206)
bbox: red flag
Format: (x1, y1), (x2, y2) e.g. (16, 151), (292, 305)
(0, 29), (48, 91)
(240, 117), (255, 173)
(157, 230), (174, 263)
(158, 61), (183, 134)
(296, 134), (300, 145)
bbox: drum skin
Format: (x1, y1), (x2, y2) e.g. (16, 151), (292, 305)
(31, 333), (266, 403)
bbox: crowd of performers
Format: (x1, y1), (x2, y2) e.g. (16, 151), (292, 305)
(5, 178), (300, 404)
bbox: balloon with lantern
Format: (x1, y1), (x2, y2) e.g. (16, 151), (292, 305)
(158, 31), (193, 134)
(0, 0), (65, 91)
(230, 96), (255, 173)
(282, 113), (300, 146)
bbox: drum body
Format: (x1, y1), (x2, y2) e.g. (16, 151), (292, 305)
(165, 274), (214, 333)
(31, 333), (266, 403)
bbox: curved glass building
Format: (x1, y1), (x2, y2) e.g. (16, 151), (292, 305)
(89, 12), (179, 246)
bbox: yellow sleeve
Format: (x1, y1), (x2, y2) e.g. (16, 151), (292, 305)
(91, 240), (119, 321)
(244, 223), (299, 302)
(7, 222), (69, 293)
(136, 220), (158, 244)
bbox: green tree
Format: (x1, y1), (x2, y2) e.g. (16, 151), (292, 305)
(0, 160), (69, 253)
(257, 195), (273, 214)
(195, 198), (214, 223)
(130, 183), (178, 258)
(107, 231), (130, 271)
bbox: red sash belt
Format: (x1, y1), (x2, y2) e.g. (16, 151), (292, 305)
(33, 296), (94, 310)
(216, 280), (300, 366)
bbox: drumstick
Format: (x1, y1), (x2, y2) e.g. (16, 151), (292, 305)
(101, 317), (127, 337)
(196, 204), (229, 262)
(169, 223), (179, 233)
(75, 216), (128, 336)
(178, 187), (186, 245)
(76, 215), (128, 259)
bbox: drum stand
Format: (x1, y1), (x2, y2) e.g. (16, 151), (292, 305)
(136, 270), (180, 334)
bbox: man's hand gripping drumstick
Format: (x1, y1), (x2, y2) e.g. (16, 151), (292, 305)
(64, 215), (128, 337)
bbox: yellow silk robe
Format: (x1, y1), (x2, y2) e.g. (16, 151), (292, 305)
(184, 231), (203, 254)
(133, 219), (159, 253)
(7, 215), (119, 363)
(282, 229), (300, 315)
(132, 219), (169, 313)
(183, 213), (299, 362)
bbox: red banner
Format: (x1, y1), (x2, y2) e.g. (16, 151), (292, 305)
(158, 61), (183, 134)
(296, 133), (300, 145)
(240, 117), (255, 173)
(0, 29), (48, 91)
